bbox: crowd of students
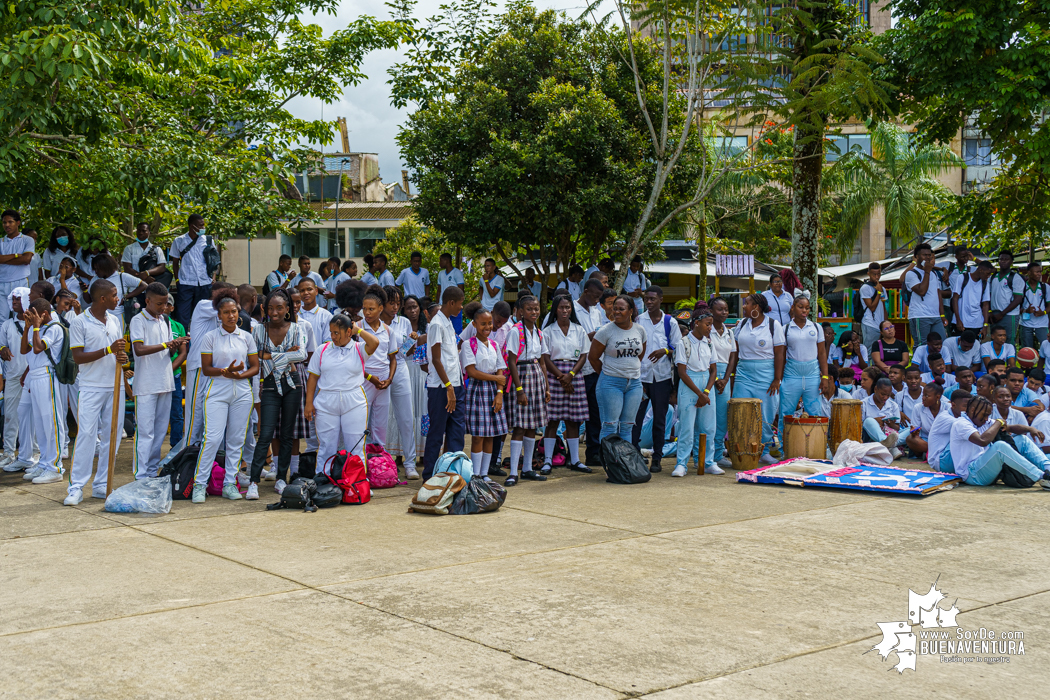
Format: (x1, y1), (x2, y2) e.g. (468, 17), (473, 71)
(2, 209), (1049, 503)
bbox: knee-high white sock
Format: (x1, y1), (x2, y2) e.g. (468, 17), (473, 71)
(289, 454), (299, 476)
(509, 440), (523, 476)
(471, 451), (484, 475)
(523, 437), (536, 472)
(481, 452), (492, 477)
(544, 438), (556, 464)
(567, 437), (580, 464)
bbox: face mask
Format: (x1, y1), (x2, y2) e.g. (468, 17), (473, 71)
(136, 236), (149, 243)
(56, 236), (69, 246)
(197, 227), (205, 236)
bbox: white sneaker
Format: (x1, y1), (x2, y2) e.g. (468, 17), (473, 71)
(2, 457), (25, 472)
(406, 467), (420, 480)
(716, 457), (732, 469)
(274, 479), (286, 495)
(671, 465), (688, 477)
(261, 466), (276, 481)
(245, 483), (259, 500)
(64, 488), (83, 505)
(236, 470), (250, 488)
(91, 488), (107, 499)
(22, 465), (44, 480)
(706, 464), (725, 475)
(32, 470), (63, 484)
(759, 453), (778, 465)
(61, 447), (69, 459)
(0, 452), (15, 468)
(890, 447), (902, 459)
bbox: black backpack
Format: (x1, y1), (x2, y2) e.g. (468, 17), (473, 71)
(267, 477), (318, 512)
(312, 473), (343, 508)
(854, 283), (881, 324)
(600, 436), (652, 484)
(902, 267), (944, 306)
(959, 272), (988, 302)
(159, 444), (202, 500)
(41, 321), (78, 385)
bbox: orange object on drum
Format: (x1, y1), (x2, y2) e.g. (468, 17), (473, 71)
(784, 415), (829, 459)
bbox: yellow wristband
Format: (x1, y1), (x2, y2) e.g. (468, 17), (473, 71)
(366, 373), (373, 381)
(105, 347), (111, 356)
(703, 388), (710, 394)
(821, 375), (829, 379)
(516, 386), (524, 392)
(569, 370), (575, 377)
(444, 381), (451, 388)
(497, 389), (503, 394)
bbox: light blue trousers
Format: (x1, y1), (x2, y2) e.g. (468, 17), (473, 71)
(732, 359), (777, 455)
(712, 362), (729, 461)
(778, 359), (822, 440)
(676, 370), (715, 471)
(964, 440), (1045, 486)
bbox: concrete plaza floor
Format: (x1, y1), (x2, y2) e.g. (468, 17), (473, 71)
(2, 442), (1049, 699)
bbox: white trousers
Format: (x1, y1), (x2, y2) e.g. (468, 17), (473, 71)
(134, 391), (173, 479)
(315, 387), (368, 474)
(69, 386), (124, 493)
(0, 278), (28, 323)
(59, 377), (80, 452)
(387, 366), (416, 464)
(363, 382), (390, 447)
(26, 369), (65, 474)
(185, 368), (207, 445)
(242, 404), (258, 468)
(4, 377), (36, 461)
(193, 379), (253, 486)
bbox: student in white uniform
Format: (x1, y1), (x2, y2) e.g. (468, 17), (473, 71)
(761, 273), (794, 327)
(63, 281), (127, 503)
(0, 290), (36, 471)
(41, 226), (79, 278)
(89, 253), (146, 320)
(861, 378), (901, 452)
(182, 282), (230, 448)
(323, 259), (351, 310)
(462, 309), (509, 479)
(726, 293), (785, 464)
(778, 294), (831, 441)
(20, 298), (66, 483)
(480, 257), (505, 312)
(947, 395), (1049, 487)
(927, 389), (969, 471)
(190, 289), (260, 503)
(674, 304), (718, 476)
(360, 285), (397, 447)
(130, 283), (187, 480)
(540, 296), (589, 474)
(708, 296), (736, 469)
(858, 263), (886, 349)
(288, 255), (324, 291)
(396, 251), (431, 299)
(554, 265), (584, 301)
(504, 294), (548, 486)
(623, 255), (648, 315)
(381, 285), (420, 478)
(295, 277), (331, 457)
(0, 211), (35, 321)
(305, 314), (379, 472)
(632, 285), (683, 472)
(47, 256), (85, 308)
(951, 259), (993, 336)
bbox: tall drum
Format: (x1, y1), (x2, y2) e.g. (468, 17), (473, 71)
(727, 398), (764, 471)
(830, 399), (863, 454)
(784, 415), (829, 459)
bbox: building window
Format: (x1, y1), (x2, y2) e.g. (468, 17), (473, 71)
(826, 134), (871, 161)
(290, 228), (343, 259)
(351, 228), (386, 257)
(963, 138), (995, 167)
(714, 136), (749, 158)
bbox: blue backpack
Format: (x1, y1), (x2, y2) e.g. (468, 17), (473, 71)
(434, 451), (473, 483)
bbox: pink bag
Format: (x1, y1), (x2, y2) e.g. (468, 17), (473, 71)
(365, 444), (402, 489)
(206, 463), (225, 496)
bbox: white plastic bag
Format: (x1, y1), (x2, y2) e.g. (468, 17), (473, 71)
(832, 439), (892, 467)
(104, 476), (173, 514)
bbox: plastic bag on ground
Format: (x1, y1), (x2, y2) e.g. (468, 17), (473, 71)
(104, 476), (173, 514)
(450, 478), (507, 515)
(831, 439), (892, 468)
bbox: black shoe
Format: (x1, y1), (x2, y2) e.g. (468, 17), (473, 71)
(504, 476), (518, 487)
(649, 459), (662, 473)
(521, 470), (547, 481)
(568, 462), (593, 474)
(539, 462), (552, 475)
(489, 466), (507, 477)
(585, 457), (603, 467)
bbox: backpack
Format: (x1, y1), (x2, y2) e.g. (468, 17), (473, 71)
(266, 477), (318, 512)
(311, 473), (343, 508)
(408, 472), (467, 515)
(159, 443), (201, 500)
(449, 477), (507, 515)
(41, 322), (78, 385)
(262, 270), (282, 296)
(600, 436), (652, 484)
(902, 266), (944, 306)
(203, 235), (221, 276)
(365, 444), (401, 488)
(854, 283), (885, 325)
(205, 463), (226, 496)
(958, 272), (988, 303)
(326, 450), (371, 505)
(298, 450), (317, 479)
(434, 451), (473, 483)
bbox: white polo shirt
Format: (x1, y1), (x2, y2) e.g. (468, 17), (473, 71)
(1021, 282), (1050, 329)
(41, 247), (76, 276)
(290, 270), (324, 290)
(426, 311), (462, 388)
(325, 271), (350, 309)
(980, 341), (1015, 364)
(198, 326), (257, 389)
(26, 323), (65, 373)
(904, 268), (944, 319)
(735, 317), (785, 361)
(990, 270), (1024, 315)
(709, 324), (735, 365)
(362, 321), (393, 378)
(0, 234), (34, 282)
(783, 319), (822, 362)
(298, 305), (333, 347)
(943, 336), (981, 369)
(437, 268), (465, 298)
(951, 273), (990, 329)
(859, 282), (885, 329)
(555, 279), (582, 301)
(187, 298), (220, 371)
(129, 310), (175, 395)
(862, 394), (900, 423)
(169, 233), (211, 286)
(926, 409), (958, 467)
(121, 241), (166, 273)
(949, 415), (988, 479)
(637, 312), (683, 383)
(308, 340), (369, 392)
(396, 267), (430, 298)
(623, 270), (648, 313)
(68, 310), (122, 387)
(0, 317), (29, 376)
(675, 332), (714, 373)
(911, 343), (953, 373)
(265, 269), (290, 291)
(460, 337), (506, 375)
(541, 322), (588, 363)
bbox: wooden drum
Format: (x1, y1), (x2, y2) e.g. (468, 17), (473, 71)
(829, 399), (863, 454)
(784, 415), (829, 459)
(727, 398), (764, 471)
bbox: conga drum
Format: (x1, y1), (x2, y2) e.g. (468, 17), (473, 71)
(784, 415), (829, 459)
(829, 399), (863, 454)
(727, 398), (764, 470)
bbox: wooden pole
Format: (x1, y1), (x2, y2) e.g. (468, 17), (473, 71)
(697, 433), (706, 475)
(106, 357), (122, 496)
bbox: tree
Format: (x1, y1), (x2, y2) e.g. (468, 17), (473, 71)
(879, 0), (1050, 251)
(835, 121), (961, 254)
(0, 0), (403, 249)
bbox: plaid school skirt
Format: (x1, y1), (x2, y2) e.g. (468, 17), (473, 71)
(275, 364), (313, 440)
(465, 378), (509, 437)
(546, 359), (588, 422)
(509, 361), (548, 429)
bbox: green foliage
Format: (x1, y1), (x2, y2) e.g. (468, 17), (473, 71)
(371, 216), (483, 301)
(0, 0), (404, 252)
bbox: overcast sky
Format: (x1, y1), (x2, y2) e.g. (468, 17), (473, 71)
(287, 1), (614, 187)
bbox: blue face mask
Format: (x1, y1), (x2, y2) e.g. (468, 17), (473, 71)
(136, 236), (149, 243)
(56, 236), (69, 246)
(197, 227), (205, 236)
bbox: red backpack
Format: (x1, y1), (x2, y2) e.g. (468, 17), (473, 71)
(326, 450), (371, 505)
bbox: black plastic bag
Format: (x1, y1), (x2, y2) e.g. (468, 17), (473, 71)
(600, 436), (651, 484)
(450, 478), (508, 515)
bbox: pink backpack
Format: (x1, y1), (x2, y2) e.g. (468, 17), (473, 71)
(365, 444), (402, 489)
(206, 463), (229, 496)
(465, 336), (500, 381)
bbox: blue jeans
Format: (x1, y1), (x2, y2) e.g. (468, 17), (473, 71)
(963, 441), (1044, 486)
(596, 374), (642, 442)
(169, 378), (185, 448)
(712, 362), (729, 461)
(422, 385), (466, 480)
(778, 359), (822, 440)
(677, 370), (715, 470)
(1020, 324), (1048, 349)
(732, 359), (777, 455)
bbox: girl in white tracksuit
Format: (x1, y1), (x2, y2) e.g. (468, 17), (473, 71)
(380, 285), (419, 476)
(191, 290), (259, 503)
(360, 285), (397, 447)
(305, 313), (379, 472)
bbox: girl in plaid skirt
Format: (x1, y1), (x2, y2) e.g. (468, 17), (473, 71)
(461, 309), (508, 480)
(505, 295), (550, 486)
(540, 294), (591, 474)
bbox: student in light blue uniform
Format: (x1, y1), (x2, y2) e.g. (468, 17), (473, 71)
(673, 304), (717, 476)
(778, 294), (830, 440)
(726, 293), (785, 464)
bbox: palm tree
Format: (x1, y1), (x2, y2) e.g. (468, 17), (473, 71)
(835, 122), (963, 255)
